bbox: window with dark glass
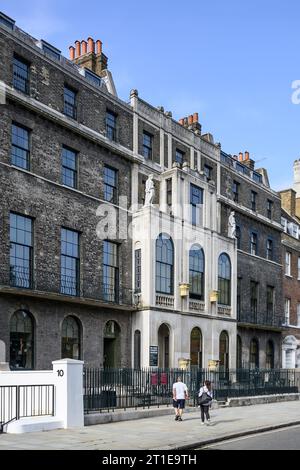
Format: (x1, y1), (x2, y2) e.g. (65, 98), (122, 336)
(266, 340), (274, 369)
(266, 238), (273, 261)
(156, 234), (174, 294)
(204, 164), (212, 180)
(267, 199), (273, 219)
(64, 86), (77, 119)
(218, 254), (231, 306)
(236, 225), (241, 249)
(106, 111), (117, 141)
(189, 246), (205, 300)
(103, 241), (119, 302)
(250, 338), (259, 369)
(61, 316), (81, 360)
(250, 281), (259, 321)
(250, 232), (258, 255)
(41, 40), (61, 61)
(232, 181), (240, 202)
(62, 146), (77, 188)
(190, 184), (203, 226)
(166, 178), (172, 206)
(143, 132), (153, 159)
(135, 249), (141, 293)
(134, 330), (141, 369)
(13, 56), (29, 94)
(267, 286), (274, 320)
(61, 228), (80, 296)
(10, 213), (33, 289)
(11, 123), (30, 170)
(104, 166), (118, 204)
(0, 12), (15, 30)
(237, 277), (242, 320)
(237, 335), (242, 369)
(251, 191), (257, 211)
(175, 149), (184, 165)
(10, 310), (34, 370)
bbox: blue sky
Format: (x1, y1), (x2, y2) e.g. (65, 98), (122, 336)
(1, 0), (300, 190)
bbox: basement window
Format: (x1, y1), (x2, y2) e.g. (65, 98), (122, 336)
(41, 40), (61, 61)
(0, 12), (15, 30)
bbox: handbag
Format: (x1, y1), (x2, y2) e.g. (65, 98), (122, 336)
(198, 391), (212, 405)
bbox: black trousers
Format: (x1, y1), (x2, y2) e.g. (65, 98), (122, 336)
(200, 405), (210, 422)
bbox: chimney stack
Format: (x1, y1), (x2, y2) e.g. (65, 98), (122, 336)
(293, 159), (300, 198)
(239, 152), (244, 161)
(188, 115), (193, 126)
(69, 37), (108, 76)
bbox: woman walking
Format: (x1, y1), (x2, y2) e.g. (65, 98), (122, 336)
(198, 380), (213, 425)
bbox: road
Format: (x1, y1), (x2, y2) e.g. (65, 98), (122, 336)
(200, 425), (300, 450)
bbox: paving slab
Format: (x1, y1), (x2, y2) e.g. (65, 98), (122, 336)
(1, 401), (300, 450)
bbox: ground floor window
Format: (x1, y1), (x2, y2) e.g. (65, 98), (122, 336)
(10, 310), (34, 369)
(61, 316), (81, 360)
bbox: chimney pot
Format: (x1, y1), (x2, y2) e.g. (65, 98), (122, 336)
(193, 112), (199, 123)
(239, 152), (244, 161)
(88, 37), (95, 54)
(245, 151), (250, 161)
(69, 46), (75, 61)
(81, 40), (87, 55)
(179, 119), (184, 126)
(75, 40), (81, 58)
(96, 40), (102, 55)
(188, 115), (193, 125)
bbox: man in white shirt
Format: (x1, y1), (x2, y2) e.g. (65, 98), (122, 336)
(172, 376), (189, 421)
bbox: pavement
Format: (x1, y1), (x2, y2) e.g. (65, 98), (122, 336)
(1, 401), (300, 450)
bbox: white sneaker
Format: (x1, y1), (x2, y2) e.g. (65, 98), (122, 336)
(201, 422), (205, 425)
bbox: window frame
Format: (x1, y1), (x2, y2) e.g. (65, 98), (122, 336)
(60, 228), (80, 297)
(106, 110), (117, 142)
(142, 131), (153, 159)
(13, 55), (30, 94)
(11, 122), (30, 170)
(62, 146), (78, 189)
(64, 85), (77, 120)
(103, 240), (119, 303)
(9, 212), (33, 289)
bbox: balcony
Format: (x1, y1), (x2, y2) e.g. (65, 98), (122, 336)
(217, 305), (232, 316)
(189, 299), (205, 313)
(156, 294), (174, 309)
(237, 311), (283, 329)
(0, 267), (133, 309)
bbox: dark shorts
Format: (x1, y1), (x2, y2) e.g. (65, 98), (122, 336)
(173, 399), (185, 409)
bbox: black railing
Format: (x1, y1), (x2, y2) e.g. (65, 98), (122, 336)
(0, 385), (55, 433)
(237, 311), (284, 328)
(83, 367), (298, 413)
(0, 267), (133, 306)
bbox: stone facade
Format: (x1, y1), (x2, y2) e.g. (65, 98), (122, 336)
(0, 16), (135, 369)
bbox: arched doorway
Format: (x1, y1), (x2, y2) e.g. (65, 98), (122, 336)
(219, 331), (229, 375)
(250, 338), (259, 369)
(134, 330), (141, 369)
(190, 327), (202, 367)
(103, 321), (121, 368)
(61, 316), (81, 360)
(10, 310), (34, 370)
(266, 340), (274, 369)
(158, 323), (170, 368)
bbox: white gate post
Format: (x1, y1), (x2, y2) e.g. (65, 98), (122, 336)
(52, 359), (84, 428)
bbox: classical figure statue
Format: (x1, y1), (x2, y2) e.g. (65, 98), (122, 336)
(144, 174), (155, 206)
(228, 210), (236, 238)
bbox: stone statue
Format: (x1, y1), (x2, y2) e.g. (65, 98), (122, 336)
(144, 174), (155, 206)
(228, 210), (236, 238)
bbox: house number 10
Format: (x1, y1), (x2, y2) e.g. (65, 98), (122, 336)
(57, 370), (64, 377)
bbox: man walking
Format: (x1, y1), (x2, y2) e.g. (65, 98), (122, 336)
(172, 376), (189, 421)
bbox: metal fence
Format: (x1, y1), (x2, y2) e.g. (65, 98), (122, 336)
(83, 367), (299, 413)
(0, 385), (55, 432)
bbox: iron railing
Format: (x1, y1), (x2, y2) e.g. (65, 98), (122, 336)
(0, 267), (133, 306)
(237, 311), (284, 328)
(0, 385), (55, 433)
(83, 367), (299, 413)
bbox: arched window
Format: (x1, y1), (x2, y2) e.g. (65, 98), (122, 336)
(189, 246), (205, 300)
(250, 338), (259, 369)
(190, 327), (202, 367)
(237, 335), (242, 369)
(219, 331), (229, 373)
(62, 316), (81, 360)
(266, 340), (274, 369)
(103, 320), (121, 368)
(156, 234), (174, 295)
(134, 330), (141, 369)
(10, 310), (34, 369)
(158, 323), (170, 368)
(218, 254), (231, 306)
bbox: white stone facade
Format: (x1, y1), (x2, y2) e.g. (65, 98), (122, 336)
(130, 101), (237, 368)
